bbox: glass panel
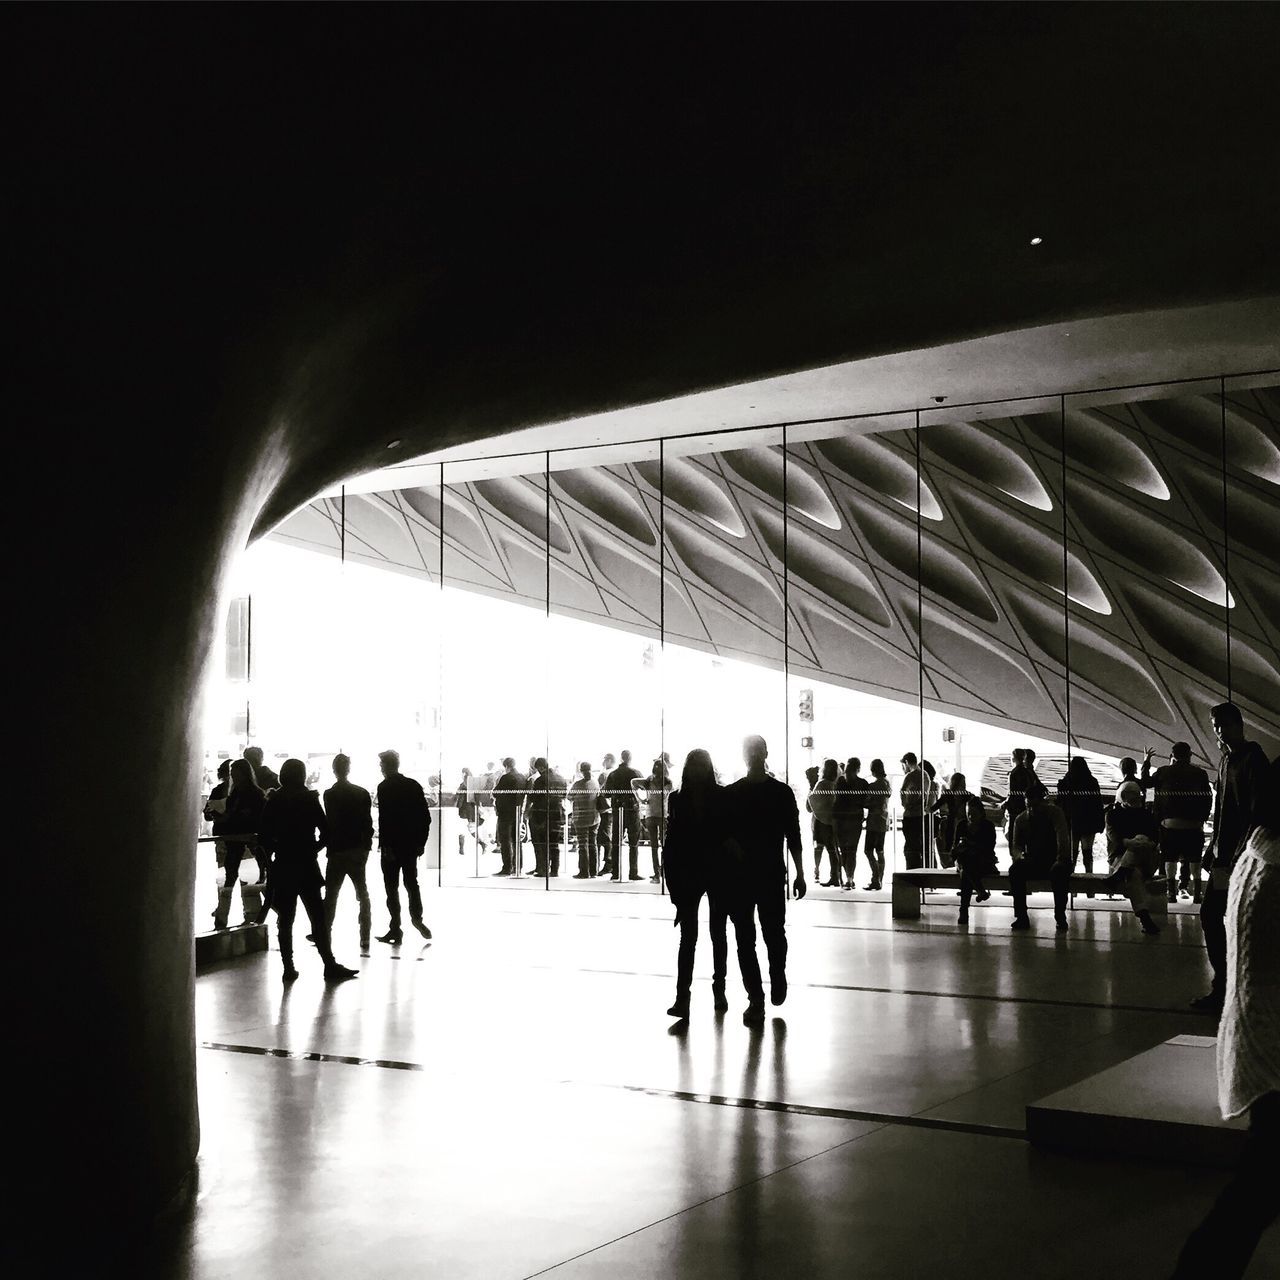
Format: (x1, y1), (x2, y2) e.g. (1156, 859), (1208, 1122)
(439, 455), (550, 886)
(548, 443), (664, 889)
(662, 432), (786, 814)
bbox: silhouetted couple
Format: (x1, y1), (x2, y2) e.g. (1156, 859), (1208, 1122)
(663, 735), (805, 1027)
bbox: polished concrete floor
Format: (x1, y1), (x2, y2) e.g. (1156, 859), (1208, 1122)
(155, 885), (1278, 1278)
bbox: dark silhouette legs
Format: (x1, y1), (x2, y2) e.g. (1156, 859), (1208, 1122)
(275, 883), (336, 975)
(324, 849), (371, 950)
(1009, 860), (1069, 928)
(380, 847), (425, 937)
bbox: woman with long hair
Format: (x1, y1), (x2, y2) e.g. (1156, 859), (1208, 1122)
(1056, 756), (1105, 896)
(862, 759), (890, 890)
(224, 758), (269, 922)
(663, 749), (731, 1019)
(258, 758), (358, 983)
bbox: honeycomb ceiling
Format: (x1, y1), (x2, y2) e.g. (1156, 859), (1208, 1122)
(274, 382), (1280, 763)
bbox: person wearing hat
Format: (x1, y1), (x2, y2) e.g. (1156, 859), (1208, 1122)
(1141, 741), (1213, 903)
(1103, 780), (1163, 935)
(375, 749), (433, 944)
(1007, 778), (1071, 932)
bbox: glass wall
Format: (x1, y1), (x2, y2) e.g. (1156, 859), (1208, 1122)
(197, 370), (1280, 933)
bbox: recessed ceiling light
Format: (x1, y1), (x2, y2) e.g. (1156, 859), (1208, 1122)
(1030, 236), (1043, 246)
(386, 439), (402, 450)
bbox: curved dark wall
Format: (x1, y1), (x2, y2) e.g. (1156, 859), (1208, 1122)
(9, 4), (1279, 1270)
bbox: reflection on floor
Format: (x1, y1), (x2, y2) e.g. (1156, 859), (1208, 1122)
(156, 887), (1277, 1278)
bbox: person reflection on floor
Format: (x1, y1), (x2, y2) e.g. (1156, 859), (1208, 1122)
(663, 749), (731, 1019)
(725, 735), (805, 1027)
(258, 758), (357, 984)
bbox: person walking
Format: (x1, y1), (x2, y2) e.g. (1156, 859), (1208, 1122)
(1056, 756), (1105, 897)
(833, 757), (867, 892)
(1193, 702), (1271, 1015)
(606, 750), (643, 881)
(375, 749), (433, 944)
(862, 759), (890, 890)
(1141, 741), (1212, 904)
(663, 749), (733, 1018)
(490, 757), (526, 876)
(1103, 781), (1163, 935)
(953, 795), (998, 925)
(725, 735), (805, 1027)
(257, 758), (357, 984)
(322, 753), (373, 954)
(569, 762), (600, 878)
(1008, 780), (1071, 932)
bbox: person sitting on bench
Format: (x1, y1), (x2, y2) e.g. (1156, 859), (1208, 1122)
(1103, 780), (1163, 936)
(1008, 780), (1071, 932)
(954, 795), (998, 926)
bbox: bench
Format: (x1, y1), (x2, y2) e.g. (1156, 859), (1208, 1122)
(890, 870), (1169, 921)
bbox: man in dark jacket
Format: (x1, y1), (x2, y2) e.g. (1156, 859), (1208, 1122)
(1192, 703), (1271, 1014)
(490, 757), (527, 876)
(1142, 741), (1213, 904)
(243, 745), (279, 792)
(1008, 780), (1071, 932)
(322, 753), (374, 952)
(375, 749), (433, 944)
(725, 735), (805, 1026)
(606, 750), (643, 881)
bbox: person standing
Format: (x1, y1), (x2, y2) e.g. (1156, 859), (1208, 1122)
(569, 762), (600, 879)
(808, 759), (841, 887)
(607, 749), (643, 881)
(664, 749), (732, 1018)
(527, 757), (567, 877)
(1193, 702), (1271, 1015)
(1173, 753), (1280, 1279)
(725, 735), (805, 1027)
(862, 759), (890, 890)
(595, 753), (617, 877)
(223, 758), (269, 921)
(1103, 781), (1163, 935)
(243, 745), (279, 793)
(1008, 780), (1071, 932)
(322, 753), (373, 954)
(204, 760), (236, 930)
(1004, 748), (1039, 836)
(1141, 742), (1212, 904)
(375, 749), (433, 944)
(933, 771), (972, 865)
(1056, 756), (1105, 875)
(899, 752), (926, 869)
(834, 757), (867, 892)
(257, 758), (357, 983)
(637, 757), (672, 883)
(490, 757), (526, 876)
(953, 796), (998, 925)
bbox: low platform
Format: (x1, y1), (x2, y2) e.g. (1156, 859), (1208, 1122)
(195, 922), (269, 972)
(1027, 1035), (1248, 1168)
(891, 869), (1168, 920)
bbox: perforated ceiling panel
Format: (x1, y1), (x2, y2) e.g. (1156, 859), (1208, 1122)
(274, 384), (1280, 761)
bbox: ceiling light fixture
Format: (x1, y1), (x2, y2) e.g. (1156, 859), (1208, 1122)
(386, 439), (402, 450)
(1030, 236), (1043, 246)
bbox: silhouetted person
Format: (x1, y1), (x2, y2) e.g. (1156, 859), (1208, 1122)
(808, 758), (841, 886)
(726, 735), (805, 1026)
(223, 757), (269, 921)
(258, 758), (357, 983)
(1004, 747), (1038, 834)
(1056, 757), (1105, 897)
(490, 757), (526, 876)
(607, 749), (643, 880)
(527, 757), (567, 876)
(1115, 755), (1140, 801)
(637, 757), (672, 882)
(1193, 702), (1271, 1015)
(899, 752), (926, 869)
(920, 759), (940, 864)
(596, 753), (616, 876)
(1103, 781), (1162, 935)
(1173, 753), (1280, 1280)
(933, 770), (972, 862)
(569, 761), (600, 878)
(375, 749), (432, 944)
(664, 749), (732, 1019)
(1141, 741), (1212, 904)
(834, 757), (867, 892)
(322, 753), (373, 954)
(204, 760), (236, 930)
(1008, 779), (1071, 932)
(954, 796), (998, 925)
(243, 744), (279, 793)
(862, 759), (890, 890)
